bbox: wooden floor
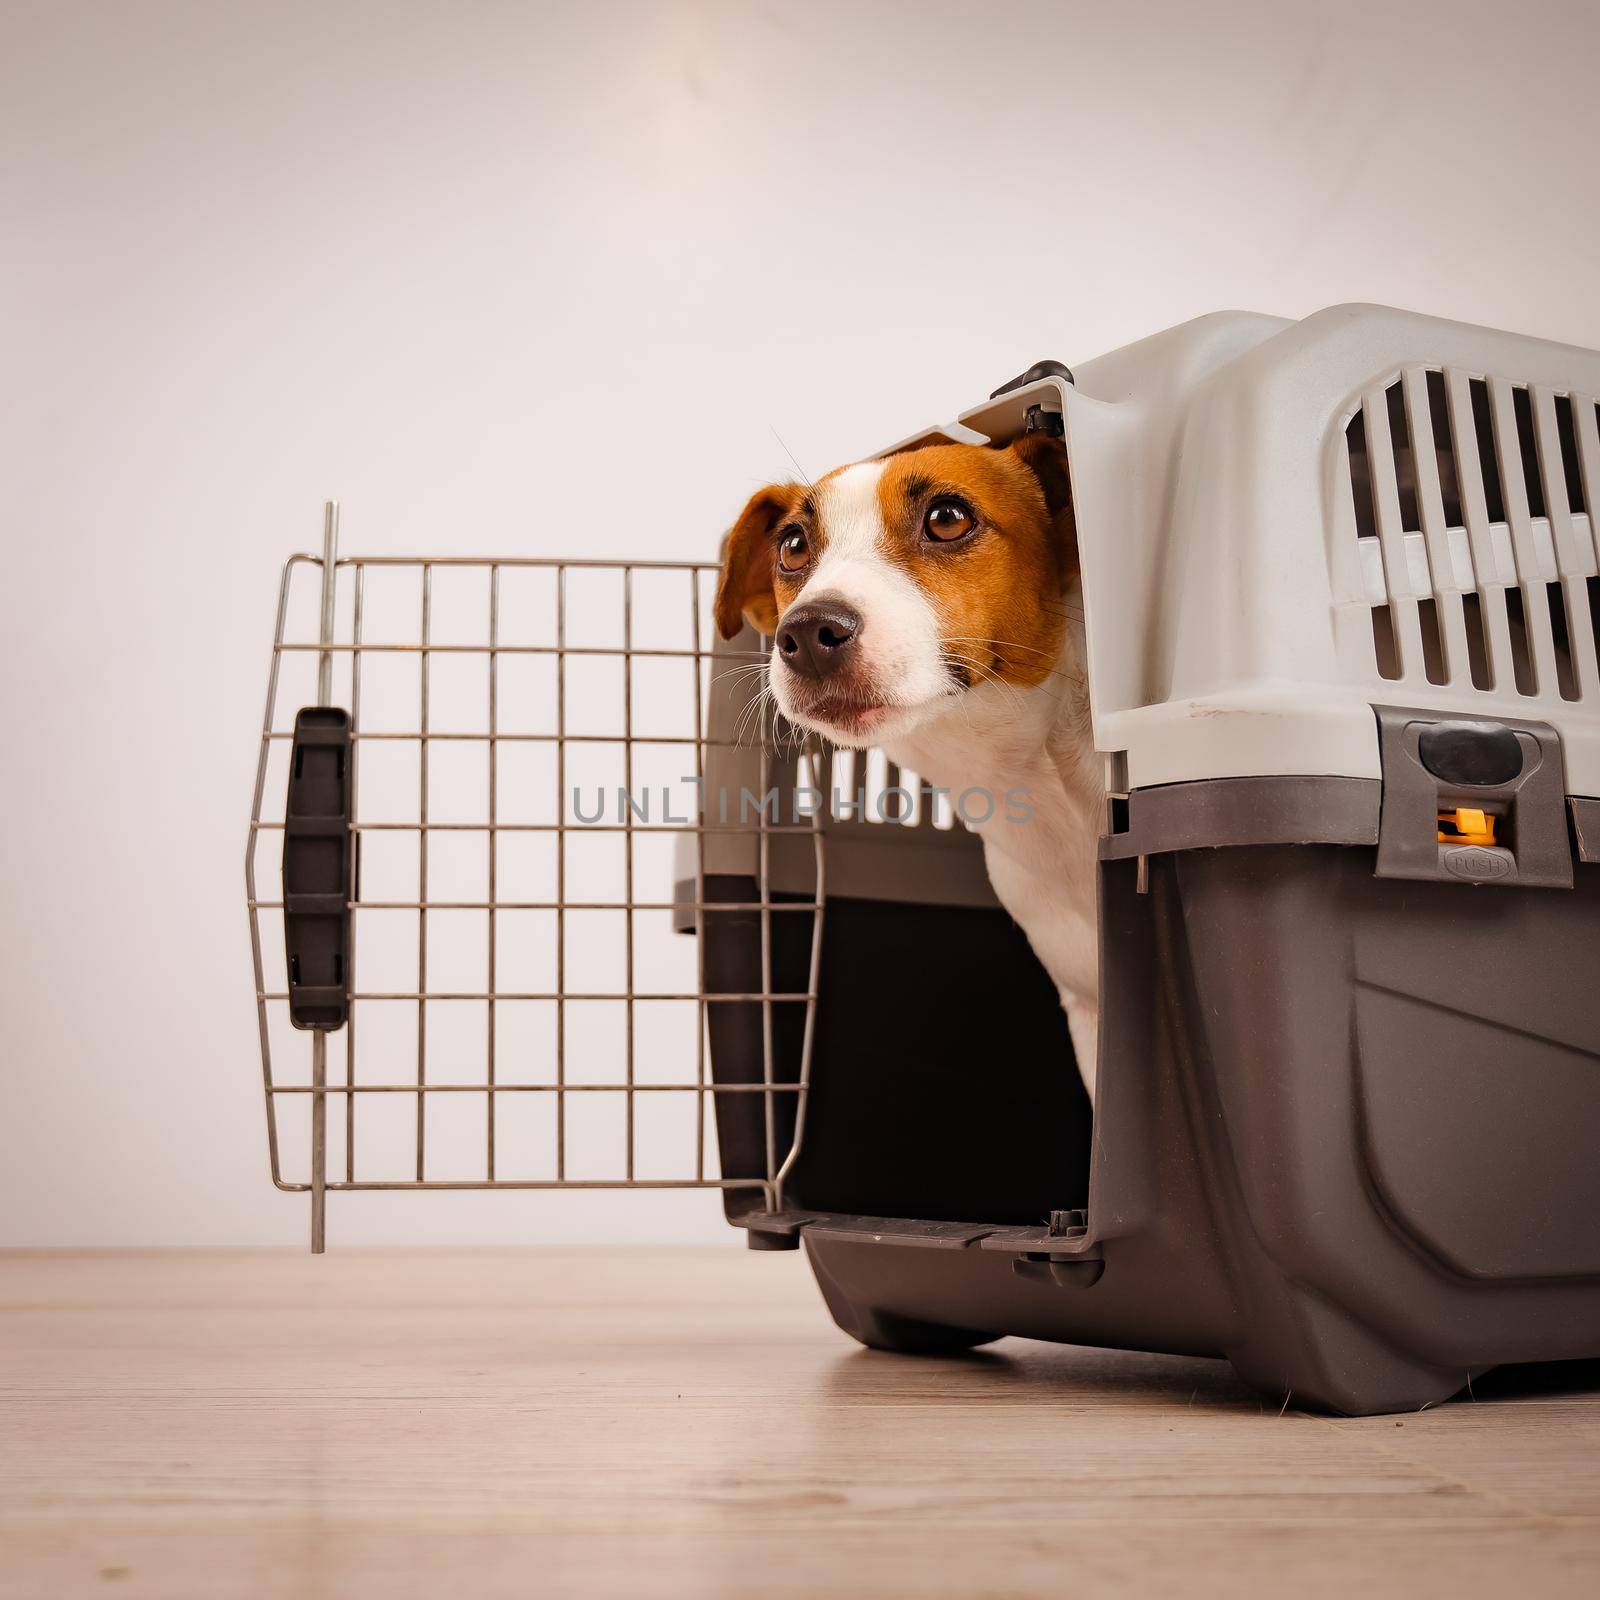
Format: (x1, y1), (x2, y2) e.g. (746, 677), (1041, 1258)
(2, 1251), (1599, 1598)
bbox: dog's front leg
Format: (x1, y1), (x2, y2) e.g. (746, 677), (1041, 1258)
(1061, 991), (1098, 1103)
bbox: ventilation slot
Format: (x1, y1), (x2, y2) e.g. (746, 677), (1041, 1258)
(1461, 592), (1494, 690)
(1386, 381), (1421, 531)
(1504, 586), (1538, 695)
(1470, 378), (1506, 523)
(1555, 394), (1585, 514)
(1371, 604), (1401, 679)
(1417, 597), (1448, 684)
(1547, 581), (1580, 701)
(1348, 399), (1403, 680)
(1425, 369), (1463, 525)
(1513, 386), (1547, 519)
(1347, 409), (1378, 540)
(1590, 576), (1600, 681)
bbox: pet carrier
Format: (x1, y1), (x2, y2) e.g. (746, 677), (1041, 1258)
(247, 303), (1600, 1415)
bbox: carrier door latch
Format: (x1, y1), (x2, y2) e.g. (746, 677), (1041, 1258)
(1373, 705), (1572, 888)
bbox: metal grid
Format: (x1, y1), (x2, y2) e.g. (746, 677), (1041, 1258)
(246, 505), (825, 1249)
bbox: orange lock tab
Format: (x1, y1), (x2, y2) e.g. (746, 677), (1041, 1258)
(1436, 806), (1497, 847)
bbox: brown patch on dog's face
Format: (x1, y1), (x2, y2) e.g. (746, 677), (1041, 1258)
(715, 434), (1075, 746)
(714, 468), (859, 639)
(713, 482), (801, 639)
(872, 434), (1076, 690)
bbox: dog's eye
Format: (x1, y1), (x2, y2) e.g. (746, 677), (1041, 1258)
(776, 528), (810, 572)
(924, 498), (975, 542)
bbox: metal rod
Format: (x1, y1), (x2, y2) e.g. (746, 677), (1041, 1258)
(251, 820), (822, 835)
(261, 729), (771, 748)
(773, 745), (827, 1207)
(416, 564), (431, 1181)
(271, 1081), (806, 1094)
(555, 566), (567, 1179)
(622, 567), (635, 1180)
(275, 642), (762, 660)
(690, 569), (707, 1182)
(309, 499), (339, 1253)
(245, 562), (298, 1188)
(250, 899), (820, 914)
(317, 502), (338, 704)
(309, 1036), (327, 1253)
(757, 651), (777, 1183)
(275, 1176), (775, 1193)
(346, 563), (364, 1183)
(261, 990), (816, 1003)
(327, 554), (714, 571)
(487, 565), (499, 1180)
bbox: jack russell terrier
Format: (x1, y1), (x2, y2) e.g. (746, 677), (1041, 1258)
(713, 429), (1104, 1095)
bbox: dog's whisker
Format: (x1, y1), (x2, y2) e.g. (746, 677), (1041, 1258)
(732, 679), (777, 750)
(946, 639), (1075, 686)
(769, 423), (814, 490)
(711, 661), (771, 688)
(729, 694), (768, 747)
(942, 650), (1026, 712)
(943, 635), (1057, 657)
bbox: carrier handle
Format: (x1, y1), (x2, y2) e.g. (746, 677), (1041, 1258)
(282, 706), (354, 1029)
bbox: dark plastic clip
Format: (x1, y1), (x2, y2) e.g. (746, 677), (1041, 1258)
(990, 358), (1075, 399)
(990, 358), (1073, 440)
(282, 707), (354, 1029)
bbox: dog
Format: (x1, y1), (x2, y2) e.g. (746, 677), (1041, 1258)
(713, 430), (1104, 1095)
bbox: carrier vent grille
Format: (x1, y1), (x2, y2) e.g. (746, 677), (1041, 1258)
(797, 747), (960, 831)
(1344, 369), (1600, 703)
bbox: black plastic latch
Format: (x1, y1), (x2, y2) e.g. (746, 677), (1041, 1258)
(1373, 705), (1572, 889)
(990, 358), (1075, 398)
(283, 707), (354, 1029)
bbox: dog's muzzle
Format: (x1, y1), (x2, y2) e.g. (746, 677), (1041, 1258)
(776, 597), (862, 681)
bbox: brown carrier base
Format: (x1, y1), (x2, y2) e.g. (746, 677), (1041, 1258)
(713, 838), (1600, 1417)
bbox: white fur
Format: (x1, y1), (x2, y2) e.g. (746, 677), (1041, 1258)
(887, 599), (1102, 1097)
(775, 462), (959, 736)
(767, 464), (1104, 1097)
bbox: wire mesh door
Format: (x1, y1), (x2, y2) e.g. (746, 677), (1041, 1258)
(246, 506), (825, 1249)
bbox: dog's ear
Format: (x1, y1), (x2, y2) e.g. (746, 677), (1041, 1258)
(1007, 431), (1077, 579)
(1008, 430), (1072, 521)
(714, 484), (798, 639)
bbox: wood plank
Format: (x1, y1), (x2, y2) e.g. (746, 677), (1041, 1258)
(2, 1250), (1598, 1599)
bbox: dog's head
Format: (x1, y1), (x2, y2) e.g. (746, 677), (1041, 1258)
(714, 435), (1075, 746)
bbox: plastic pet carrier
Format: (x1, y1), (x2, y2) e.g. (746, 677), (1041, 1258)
(247, 304), (1600, 1416)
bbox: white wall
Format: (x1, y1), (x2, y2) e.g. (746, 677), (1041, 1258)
(5, 0), (1599, 1246)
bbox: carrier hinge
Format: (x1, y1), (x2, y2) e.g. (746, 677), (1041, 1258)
(978, 1210), (1106, 1289)
(990, 358), (1072, 439)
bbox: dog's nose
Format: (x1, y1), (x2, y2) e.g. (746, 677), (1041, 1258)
(777, 599), (862, 680)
